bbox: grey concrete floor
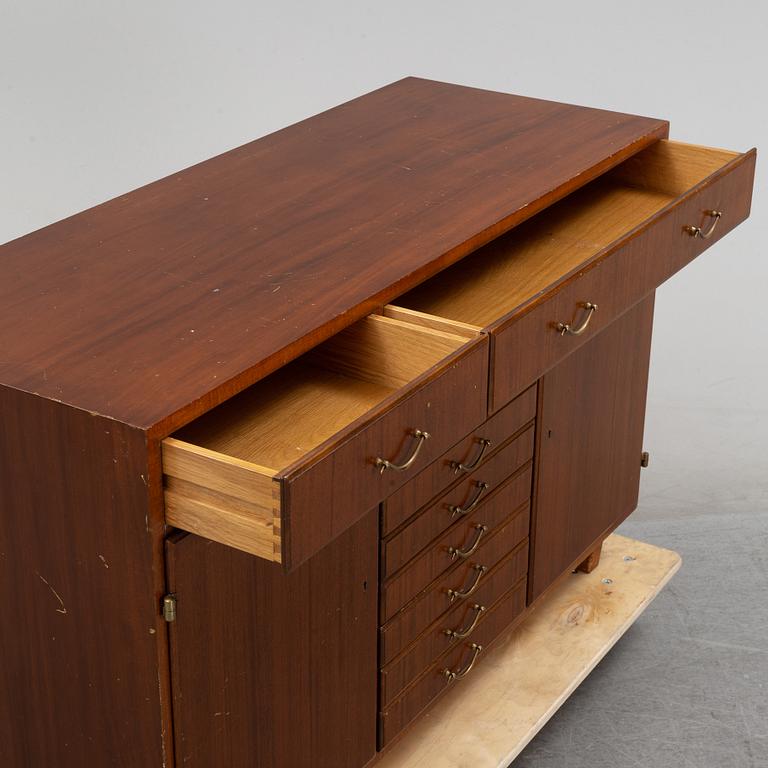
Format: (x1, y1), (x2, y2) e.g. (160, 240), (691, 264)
(514, 404), (768, 767)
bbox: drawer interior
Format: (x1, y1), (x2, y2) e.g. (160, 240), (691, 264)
(389, 140), (740, 329)
(163, 313), (478, 562)
(173, 314), (474, 473)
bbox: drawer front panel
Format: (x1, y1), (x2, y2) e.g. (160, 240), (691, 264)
(281, 337), (489, 567)
(491, 150), (756, 411)
(380, 549), (528, 706)
(380, 502), (528, 624)
(379, 578), (527, 747)
(382, 384), (536, 535)
(381, 475), (530, 620)
(380, 527), (529, 665)
(382, 431), (533, 578)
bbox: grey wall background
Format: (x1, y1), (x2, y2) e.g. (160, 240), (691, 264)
(2, 2), (766, 765)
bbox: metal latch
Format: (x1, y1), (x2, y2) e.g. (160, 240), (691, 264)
(162, 594), (177, 623)
(640, 451), (650, 468)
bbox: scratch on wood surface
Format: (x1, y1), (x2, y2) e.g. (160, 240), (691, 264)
(36, 572), (67, 614)
(98, 554), (110, 569)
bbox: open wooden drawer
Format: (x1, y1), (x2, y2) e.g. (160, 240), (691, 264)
(391, 140), (756, 412)
(163, 314), (488, 568)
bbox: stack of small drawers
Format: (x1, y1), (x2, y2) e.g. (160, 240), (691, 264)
(378, 385), (537, 746)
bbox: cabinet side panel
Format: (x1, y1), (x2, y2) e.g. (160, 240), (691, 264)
(530, 295), (655, 600)
(165, 508), (378, 768)
(0, 387), (164, 766)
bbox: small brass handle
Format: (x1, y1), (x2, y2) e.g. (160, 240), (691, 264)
(375, 429), (430, 474)
(447, 564), (487, 602)
(448, 482), (489, 518)
(443, 643), (483, 681)
(443, 603), (486, 640)
(450, 438), (492, 474)
(447, 524), (488, 560)
(556, 301), (597, 337)
(685, 209), (722, 240)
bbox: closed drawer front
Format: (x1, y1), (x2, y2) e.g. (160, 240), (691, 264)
(393, 140), (756, 412)
(162, 314), (488, 568)
(381, 468), (531, 620)
(380, 518), (529, 664)
(379, 577), (527, 748)
(382, 384), (536, 535)
(382, 428), (534, 578)
(380, 544), (528, 706)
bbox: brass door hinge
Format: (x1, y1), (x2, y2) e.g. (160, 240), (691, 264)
(640, 451), (650, 468)
(162, 594), (177, 623)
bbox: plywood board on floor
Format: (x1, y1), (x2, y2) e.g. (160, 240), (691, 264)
(378, 533), (682, 768)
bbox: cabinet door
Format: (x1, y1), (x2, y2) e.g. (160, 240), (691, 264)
(165, 508), (378, 768)
(530, 295), (655, 601)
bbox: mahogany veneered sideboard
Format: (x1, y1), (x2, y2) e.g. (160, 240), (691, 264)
(0, 78), (755, 767)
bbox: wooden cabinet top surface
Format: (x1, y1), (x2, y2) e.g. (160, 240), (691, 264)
(0, 77), (667, 432)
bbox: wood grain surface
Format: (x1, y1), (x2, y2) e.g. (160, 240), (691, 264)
(382, 450), (533, 578)
(379, 542), (530, 668)
(379, 572), (527, 706)
(529, 296), (655, 600)
(0, 386), (168, 767)
(379, 530), (530, 664)
(382, 384), (536, 536)
(0, 77), (667, 434)
(381, 496), (530, 622)
(165, 509), (379, 768)
(280, 338), (489, 568)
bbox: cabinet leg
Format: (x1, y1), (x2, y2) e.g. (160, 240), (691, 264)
(576, 543), (603, 574)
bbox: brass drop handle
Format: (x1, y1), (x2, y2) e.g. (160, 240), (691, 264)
(447, 564), (487, 602)
(447, 524), (488, 560)
(443, 603), (486, 640)
(443, 643), (483, 681)
(448, 482), (489, 518)
(375, 429), (430, 474)
(556, 301), (597, 336)
(685, 210), (722, 240)
(450, 438), (492, 474)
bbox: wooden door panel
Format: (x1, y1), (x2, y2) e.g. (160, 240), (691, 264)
(165, 508), (379, 768)
(530, 295), (655, 600)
